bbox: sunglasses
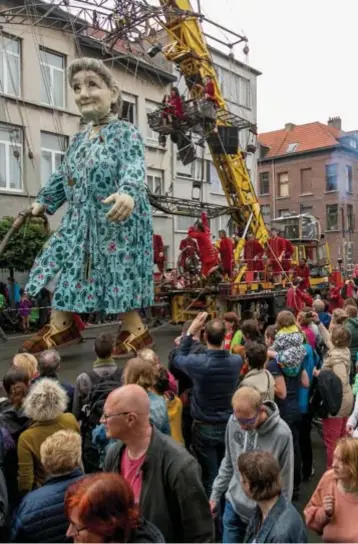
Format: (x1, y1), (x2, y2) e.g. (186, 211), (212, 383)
(234, 409), (260, 425)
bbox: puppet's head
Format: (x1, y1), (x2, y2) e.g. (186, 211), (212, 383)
(68, 58), (122, 123)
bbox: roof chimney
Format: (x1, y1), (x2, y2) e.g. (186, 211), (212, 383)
(285, 123), (296, 132)
(328, 116), (342, 131)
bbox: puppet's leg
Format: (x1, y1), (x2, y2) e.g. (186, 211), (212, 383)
(22, 310), (82, 353)
(112, 309), (154, 358)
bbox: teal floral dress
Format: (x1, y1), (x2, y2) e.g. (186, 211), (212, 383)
(26, 119), (154, 314)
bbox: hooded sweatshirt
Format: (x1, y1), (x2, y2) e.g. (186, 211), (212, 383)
(210, 401), (293, 523)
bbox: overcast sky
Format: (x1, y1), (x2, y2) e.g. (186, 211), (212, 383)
(199, 0), (357, 134)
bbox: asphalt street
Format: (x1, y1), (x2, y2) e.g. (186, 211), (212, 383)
(0, 323), (323, 541)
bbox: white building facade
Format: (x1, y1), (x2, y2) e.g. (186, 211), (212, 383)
(0, 2), (260, 271)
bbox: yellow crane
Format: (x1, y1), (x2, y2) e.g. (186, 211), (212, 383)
(157, 0), (269, 265)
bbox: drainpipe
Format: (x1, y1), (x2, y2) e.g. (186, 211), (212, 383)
(271, 160), (276, 219)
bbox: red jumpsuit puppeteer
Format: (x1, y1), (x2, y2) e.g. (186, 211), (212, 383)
(188, 212), (219, 277)
(203, 76), (219, 108)
(283, 239), (294, 272)
(178, 236), (199, 271)
(294, 259), (310, 290)
(267, 228), (286, 273)
(153, 234), (165, 273)
(218, 230), (234, 277)
(286, 280), (313, 315)
(243, 233), (264, 272)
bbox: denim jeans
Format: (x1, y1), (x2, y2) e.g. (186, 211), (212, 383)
(191, 420), (226, 497)
(222, 500), (247, 544)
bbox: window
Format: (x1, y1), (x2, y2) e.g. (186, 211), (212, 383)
(300, 204), (313, 215)
(41, 132), (67, 186)
(0, 124), (22, 191)
(300, 168), (312, 194)
(0, 35), (20, 96)
(346, 165), (353, 193)
(277, 172), (289, 197)
(261, 204), (271, 224)
(209, 162), (224, 194)
(195, 158), (209, 182)
(325, 163), (338, 191)
(326, 204), (338, 231)
(40, 49), (65, 108)
(259, 171), (269, 195)
(238, 76), (251, 108)
(176, 158), (193, 179)
(278, 209), (290, 217)
(147, 169), (164, 196)
(347, 204), (354, 232)
(122, 92), (137, 124)
(286, 143), (298, 153)
(145, 101), (159, 144)
(176, 215), (197, 232)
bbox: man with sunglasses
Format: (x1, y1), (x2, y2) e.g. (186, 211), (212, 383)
(210, 386), (293, 543)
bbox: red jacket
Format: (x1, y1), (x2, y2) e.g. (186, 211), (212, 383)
(188, 213), (218, 266)
(153, 234), (165, 264)
(244, 239), (264, 270)
(169, 95), (184, 119)
(267, 236), (286, 259)
(284, 240), (294, 258)
(219, 237), (234, 270)
(286, 287), (313, 315)
(294, 264), (310, 289)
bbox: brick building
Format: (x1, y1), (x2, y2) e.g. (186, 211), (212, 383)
(257, 117), (358, 268)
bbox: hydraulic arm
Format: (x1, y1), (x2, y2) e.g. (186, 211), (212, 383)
(159, 0), (269, 260)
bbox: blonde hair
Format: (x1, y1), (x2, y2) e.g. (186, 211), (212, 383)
(276, 310), (295, 329)
(41, 430), (82, 475)
(68, 57), (122, 114)
(312, 299), (325, 313)
(332, 308), (347, 326)
(13, 353), (38, 380)
(123, 358), (155, 391)
(137, 348), (160, 367)
(232, 385), (262, 411)
(335, 437), (358, 487)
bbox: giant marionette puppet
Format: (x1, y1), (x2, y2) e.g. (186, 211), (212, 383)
(23, 58), (154, 356)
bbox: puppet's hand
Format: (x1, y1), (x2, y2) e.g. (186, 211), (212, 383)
(31, 202), (45, 216)
(103, 193), (134, 222)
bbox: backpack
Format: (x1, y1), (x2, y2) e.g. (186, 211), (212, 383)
(311, 368), (343, 418)
(81, 368), (123, 473)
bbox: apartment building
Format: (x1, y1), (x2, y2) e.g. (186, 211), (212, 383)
(258, 117), (358, 266)
(0, 0), (176, 258)
(0, 0), (260, 269)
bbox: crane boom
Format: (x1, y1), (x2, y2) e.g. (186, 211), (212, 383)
(158, 0), (269, 258)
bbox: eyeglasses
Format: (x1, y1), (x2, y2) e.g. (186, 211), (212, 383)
(101, 411), (130, 421)
(234, 410), (260, 426)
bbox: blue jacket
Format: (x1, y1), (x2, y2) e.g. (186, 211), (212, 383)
(174, 335), (242, 422)
(11, 469), (83, 542)
(299, 344), (320, 414)
(245, 494), (307, 543)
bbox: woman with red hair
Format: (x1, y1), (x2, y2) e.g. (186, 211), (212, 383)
(65, 473), (164, 543)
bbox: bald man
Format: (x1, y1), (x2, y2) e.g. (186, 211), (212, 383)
(102, 385), (214, 543)
(210, 386), (293, 543)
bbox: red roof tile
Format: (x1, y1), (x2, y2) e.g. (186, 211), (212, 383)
(258, 122), (343, 158)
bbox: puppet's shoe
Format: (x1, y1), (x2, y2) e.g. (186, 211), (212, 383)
(21, 311), (82, 354)
(112, 328), (154, 359)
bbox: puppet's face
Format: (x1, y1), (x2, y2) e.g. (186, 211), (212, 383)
(72, 70), (119, 121)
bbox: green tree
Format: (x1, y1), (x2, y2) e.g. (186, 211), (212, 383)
(0, 215), (50, 274)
